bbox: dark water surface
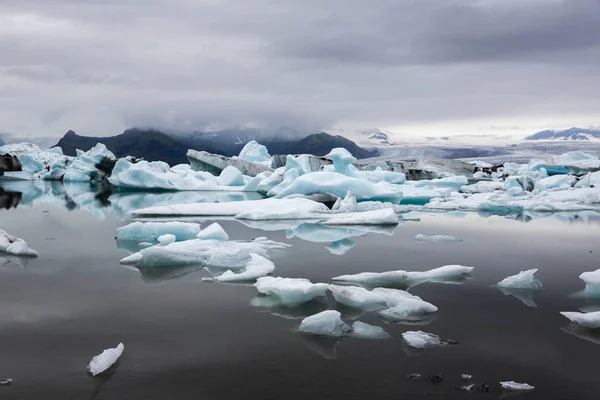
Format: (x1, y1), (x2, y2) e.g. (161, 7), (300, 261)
(1, 182), (600, 399)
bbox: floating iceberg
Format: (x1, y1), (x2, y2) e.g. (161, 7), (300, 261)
(377, 290), (438, 321)
(350, 321), (391, 339)
(402, 331), (455, 348)
(196, 223), (229, 241)
(121, 234), (290, 268)
(498, 269), (543, 290)
(0, 229), (38, 257)
(328, 285), (386, 309)
(187, 149), (273, 177)
(87, 342), (124, 376)
(203, 253), (275, 282)
(132, 198), (328, 217)
(414, 234), (462, 243)
(579, 269), (600, 295)
(115, 221), (202, 243)
(560, 311), (600, 329)
(299, 310), (350, 337)
(332, 265), (474, 287)
(323, 208), (399, 226)
(255, 277), (329, 306)
(63, 143), (116, 182)
(499, 381), (535, 391)
(157, 234), (176, 245)
(238, 140), (271, 163)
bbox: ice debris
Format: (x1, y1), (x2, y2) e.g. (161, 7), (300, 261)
(459, 384), (474, 391)
(0, 378), (12, 386)
(255, 277), (329, 306)
(402, 331), (457, 348)
(414, 234), (462, 243)
(498, 269), (543, 290)
(461, 374), (472, 381)
(499, 381), (535, 391)
(332, 265), (474, 287)
(115, 221), (202, 243)
(560, 311), (600, 329)
(0, 229), (38, 257)
(87, 342), (124, 376)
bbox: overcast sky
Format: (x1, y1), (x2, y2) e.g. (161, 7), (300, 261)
(1, 0), (599, 138)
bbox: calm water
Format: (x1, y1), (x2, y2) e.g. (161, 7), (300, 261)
(1, 182), (600, 399)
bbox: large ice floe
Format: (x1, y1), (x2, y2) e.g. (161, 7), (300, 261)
(560, 311), (600, 329)
(331, 265), (474, 288)
(0, 229), (38, 257)
(120, 223), (290, 268)
(255, 277), (329, 306)
(87, 342), (124, 376)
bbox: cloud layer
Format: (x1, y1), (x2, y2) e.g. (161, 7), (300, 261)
(1, 0), (599, 137)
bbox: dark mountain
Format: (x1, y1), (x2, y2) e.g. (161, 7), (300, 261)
(525, 127), (600, 141)
(266, 132), (378, 158)
(54, 129), (195, 166)
(53, 129), (377, 166)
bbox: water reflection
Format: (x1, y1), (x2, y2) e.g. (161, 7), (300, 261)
(498, 287), (541, 308)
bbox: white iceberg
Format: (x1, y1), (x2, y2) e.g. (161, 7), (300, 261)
(497, 269), (542, 290)
(238, 140), (271, 163)
(196, 223), (229, 241)
(63, 143), (116, 182)
(255, 277), (329, 306)
(218, 165), (245, 186)
(0, 229), (38, 257)
(580, 269), (600, 295)
(157, 234), (176, 245)
(203, 253), (275, 282)
(499, 381), (535, 391)
(328, 285), (386, 309)
(414, 234), (462, 243)
(299, 310), (350, 337)
(350, 321), (391, 339)
(322, 208), (399, 226)
(87, 342), (124, 376)
(560, 311), (600, 329)
(115, 221), (202, 243)
(377, 291), (438, 321)
(402, 331), (453, 348)
(121, 236), (290, 268)
(332, 265), (474, 287)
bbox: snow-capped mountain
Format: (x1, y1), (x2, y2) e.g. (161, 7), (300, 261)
(525, 127), (600, 141)
(327, 129), (398, 147)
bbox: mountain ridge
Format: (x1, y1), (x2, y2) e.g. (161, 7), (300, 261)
(525, 127), (600, 141)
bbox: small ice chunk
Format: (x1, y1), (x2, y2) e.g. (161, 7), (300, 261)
(350, 321), (391, 339)
(299, 310), (350, 337)
(87, 342), (124, 376)
(157, 234), (176, 245)
(338, 191), (357, 212)
(0, 377), (12, 385)
(498, 269), (542, 290)
(0, 229), (39, 257)
(580, 268), (600, 285)
(115, 221), (202, 242)
(203, 253), (275, 282)
(377, 296), (438, 321)
(407, 373), (421, 379)
(461, 374), (472, 381)
(196, 223), (229, 241)
(459, 384), (474, 391)
(499, 381), (535, 391)
(414, 234), (462, 243)
(402, 331), (456, 348)
(560, 311), (600, 329)
(255, 277), (329, 306)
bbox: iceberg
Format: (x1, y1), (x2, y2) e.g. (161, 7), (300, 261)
(332, 190), (357, 212)
(349, 321), (391, 339)
(402, 331), (455, 348)
(0, 229), (38, 257)
(414, 234), (462, 243)
(187, 149), (273, 177)
(157, 234), (176, 245)
(115, 221), (202, 243)
(328, 285), (387, 309)
(87, 342), (124, 376)
(377, 292), (438, 321)
(132, 198), (327, 217)
(498, 269), (542, 290)
(238, 140), (271, 163)
(203, 253), (275, 282)
(218, 165), (245, 186)
(255, 277), (329, 306)
(121, 235), (290, 268)
(332, 265), (474, 288)
(299, 310), (350, 337)
(322, 208), (399, 226)
(535, 174), (576, 191)
(560, 311), (600, 329)
(580, 269), (600, 285)
(499, 381), (535, 391)
(196, 222), (229, 241)
(273, 172), (403, 203)
(63, 143), (116, 182)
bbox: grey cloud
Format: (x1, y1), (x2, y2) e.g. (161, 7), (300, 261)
(0, 0), (599, 137)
